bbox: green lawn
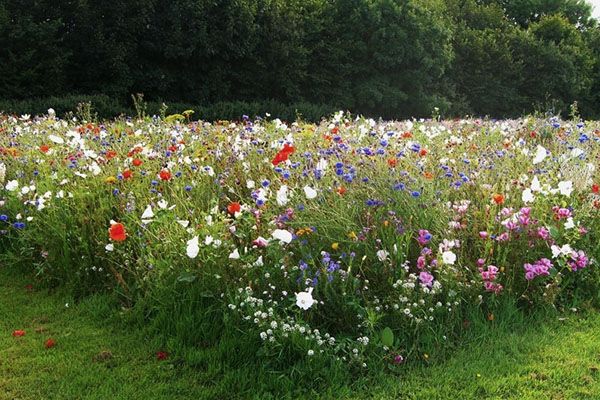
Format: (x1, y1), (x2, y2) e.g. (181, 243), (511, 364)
(2, 265), (600, 400)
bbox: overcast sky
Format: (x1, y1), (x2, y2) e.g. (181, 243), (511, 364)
(590, 0), (600, 19)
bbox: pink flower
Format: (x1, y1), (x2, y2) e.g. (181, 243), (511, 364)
(419, 271), (434, 288)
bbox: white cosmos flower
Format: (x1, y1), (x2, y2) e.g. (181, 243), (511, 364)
(442, 250), (457, 265)
(377, 250), (389, 261)
(228, 248), (240, 259)
(5, 180), (18, 191)
(564, 217), (575, 230)
(530, 176), (541, 192)
(48, 134), (64, 144)
(105, 244), (114, 252)
(272, 229), (293, 244)
(303, 186), (317, 199)
(532, 145), (547, 164)
(141, 205), (154, 219)
(186, 236), (200, 259)
(522, 188), (535, 203)
(557, 181), (573, 197)
(296, 288), (315, 310)
(276, 185), (289, 206)
(552, 244), (573, 258)
(177, 220), (190, 228)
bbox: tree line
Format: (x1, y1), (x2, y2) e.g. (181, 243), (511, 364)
(1, 0), (600, 119)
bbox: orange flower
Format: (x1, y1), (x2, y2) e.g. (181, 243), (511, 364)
(109, 223), (127, 242)
(387, 158), (397, 168)
(423, 171), (433, 179)
(227, 202), (241, 215)
(40, 144), (50, 153)
(419, 148), (428, 157)
(132, 158), (143, 167)
(122, 169), (133, 180)
(106, 150), (117, 160)
(492, 194), (505, 205)
(336, 186), (347, 195)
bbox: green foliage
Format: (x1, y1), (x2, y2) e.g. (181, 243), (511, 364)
(1, 0), (600, 119)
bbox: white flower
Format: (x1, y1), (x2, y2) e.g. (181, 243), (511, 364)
(532, 145), (547, 164)
(48, 108), (56, 118)
(0, 163), (5, 183)
(276, 185), (289, 206)
(303, 186), (317, 199)
(272, 229), (293, 244)
(530, 176), (541, 192)
(522, 188), (535, 203)
(246, 180), (255, 189)
(229, 248), (240, 259)
(177, 220), (190, 228)
(296, 288), (315, 310)
(186, 236), (200, 258)
(564, 217), (575, 230)
(376, 250), (389, 261)
(105, 244), (114, 252)
(48, 134), (64, 144)
(557, 181), (573, 197)
(5, 180), (18, 191)
(204, 235), (214, 246)
(442, 250), (457, 265)
(141, 205), (154, 219)
(552, 244), (573, 258)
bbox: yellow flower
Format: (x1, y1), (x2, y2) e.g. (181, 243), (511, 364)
(105, 176), (117, 184)
(331, 242), (339, 250)
(348, 231), (357, 240)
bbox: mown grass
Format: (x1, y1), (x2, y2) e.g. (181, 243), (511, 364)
(2, 265), (600, 399)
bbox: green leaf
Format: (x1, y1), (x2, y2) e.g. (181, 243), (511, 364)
(381, 327), (394, 347)
(177, 272), (196, 283)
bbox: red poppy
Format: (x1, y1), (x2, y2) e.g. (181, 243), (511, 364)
(593, 184), (599, 194)
(227, 202), (241, 215)
(109, 223), (127, 242)
(40, 144), (50, 153)
(159, 169), (172, 181)
(12, 330), (25, 337)
(331, 126), (339, 134)
(419, 148), (428, 157)
(492, 194), (505, 205)
(132, 158), (143, 167)
(156, 351), (169, 360)
(106, 150), (117, 160)
(271, 144), (295, 166)
(122, 169), (133, 180)
(168, 145), (178, 152)
(401, 131), (413, 139)
(45, 338), (56, 349)
(336, 186), (347, 195)
(387, 158), (397, 168)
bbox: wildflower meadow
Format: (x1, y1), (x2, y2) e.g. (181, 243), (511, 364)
(1, 109), (599, 384)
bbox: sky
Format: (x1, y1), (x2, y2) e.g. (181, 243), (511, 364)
(591, 0), (600, 19)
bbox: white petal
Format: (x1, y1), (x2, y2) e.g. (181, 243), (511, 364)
(272, 229), (293, 244)
(186, 236), (200, 259)
(303, 186), (317, 199)
(141, 205), (154, 219)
